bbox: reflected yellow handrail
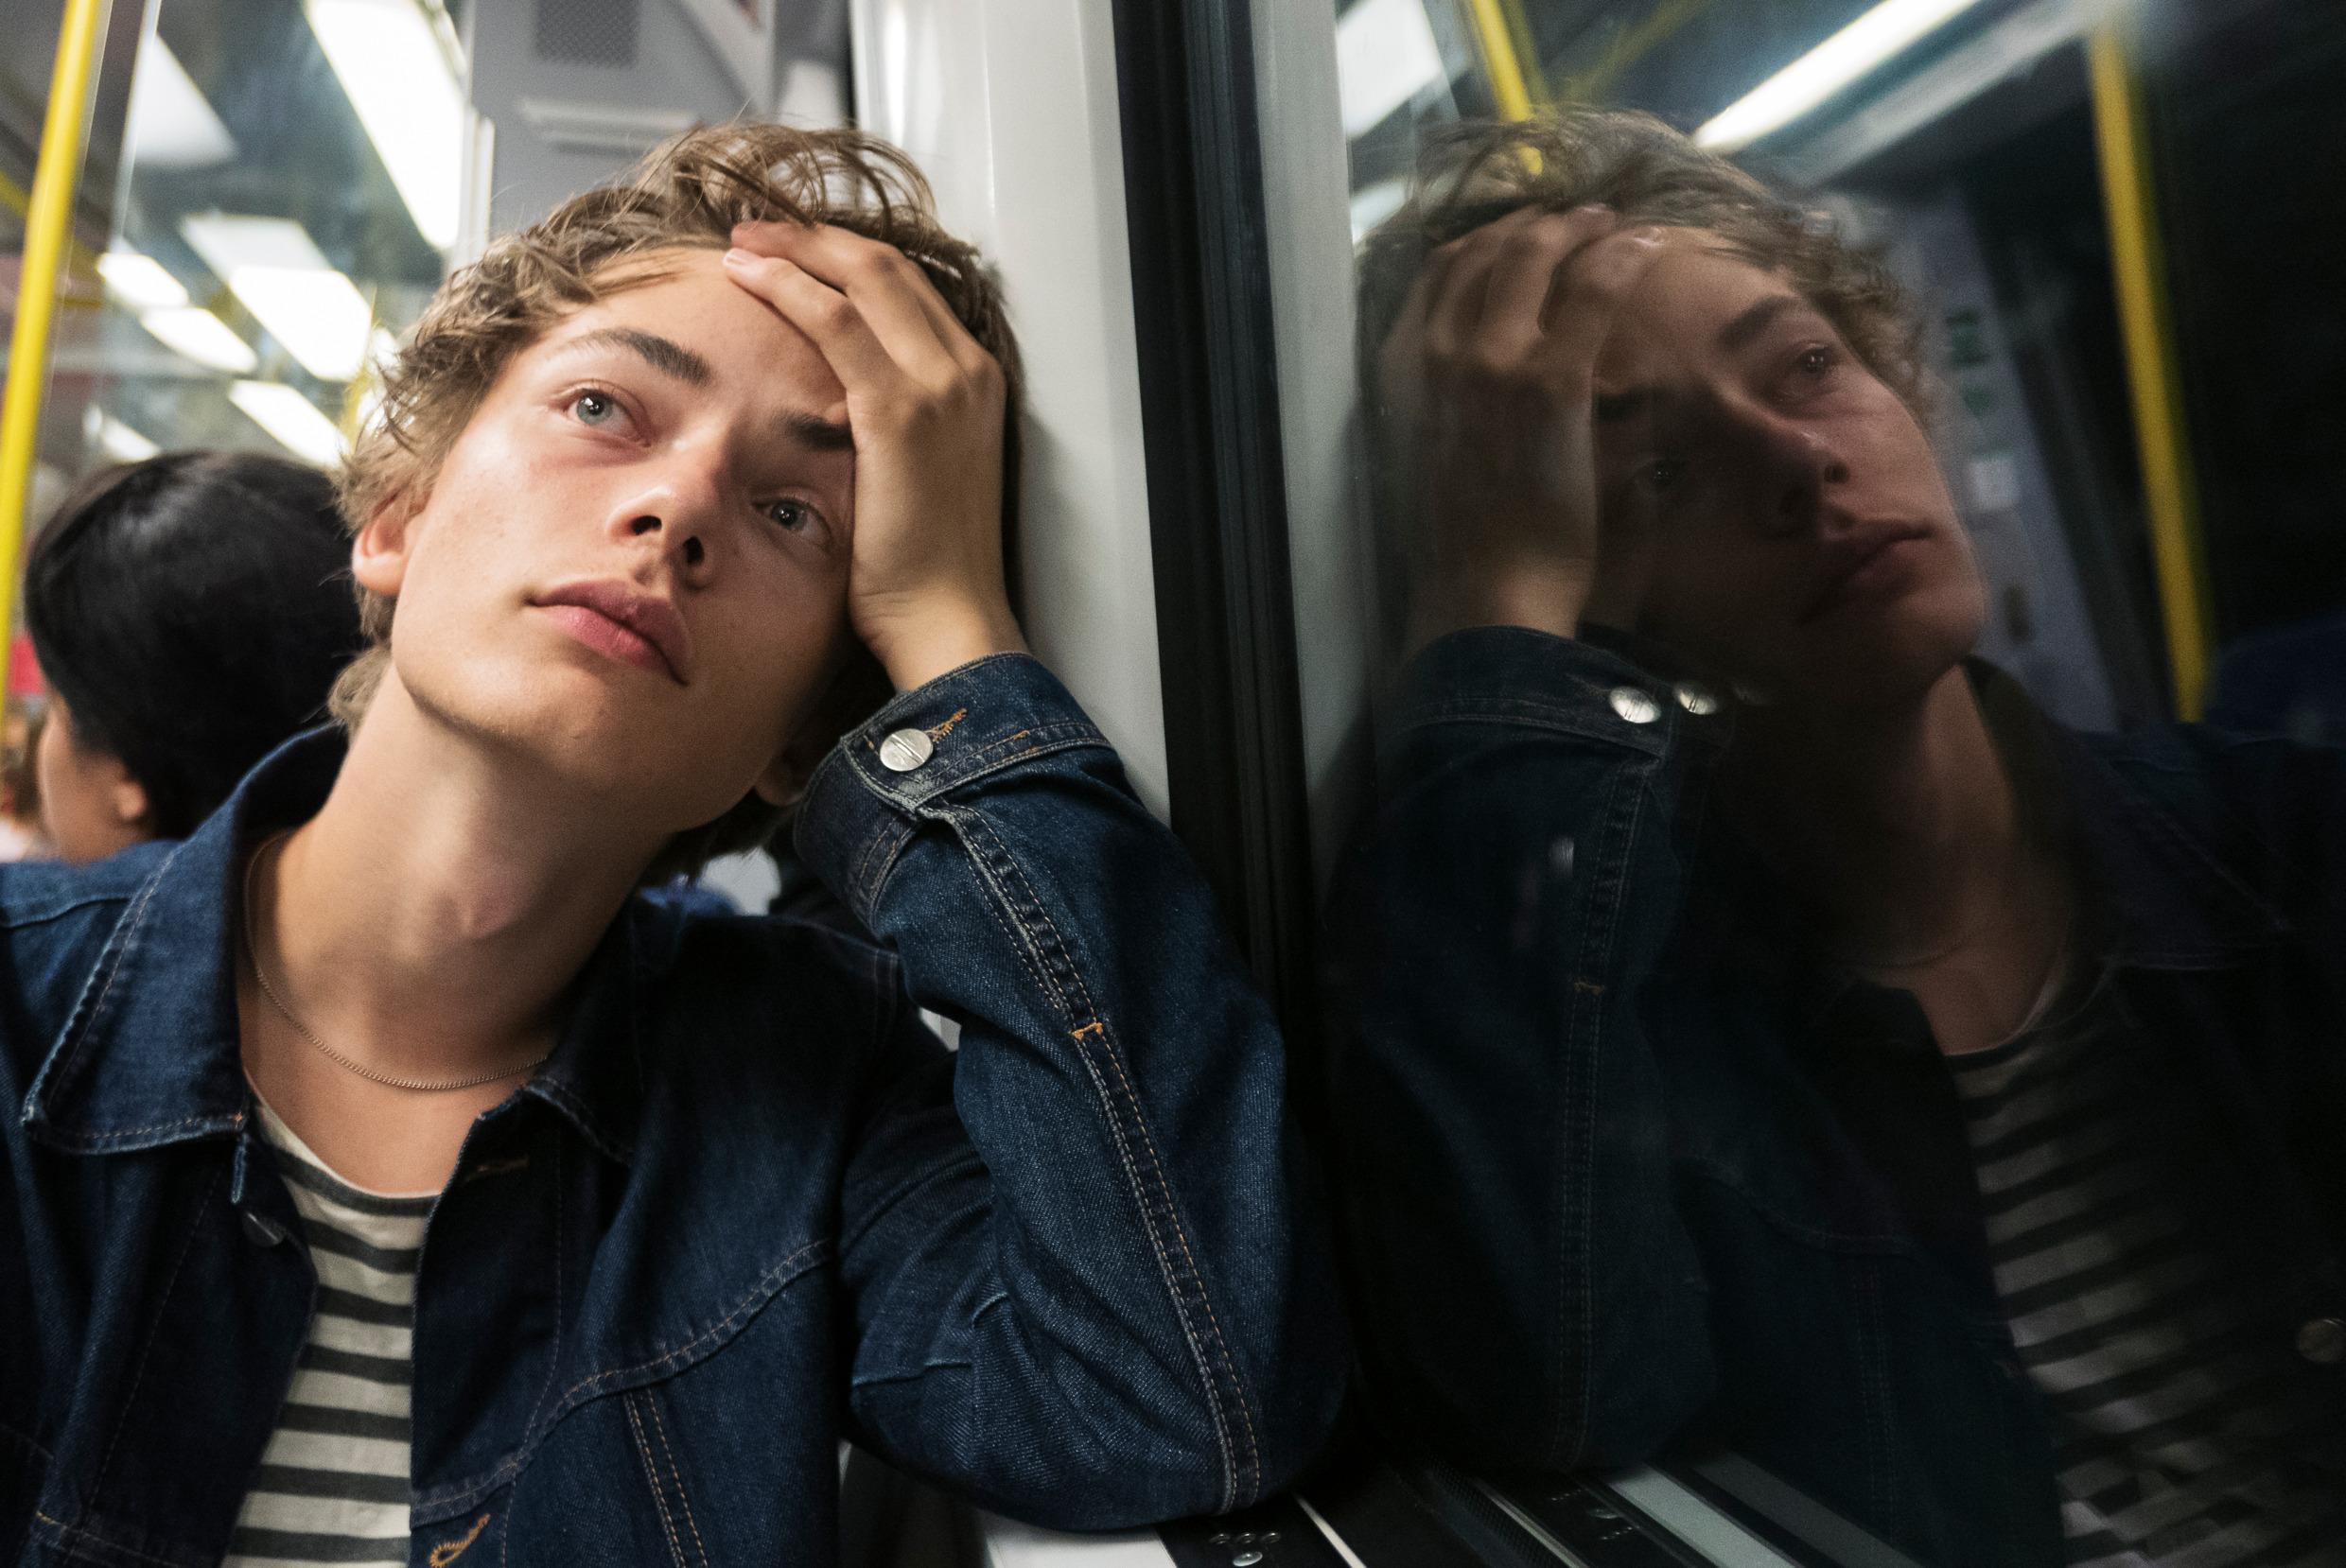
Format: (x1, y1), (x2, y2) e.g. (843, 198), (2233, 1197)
(2088, 20), (2212, 720)
(0, 0), (111, 705)
(1462, 0), (1543, 121)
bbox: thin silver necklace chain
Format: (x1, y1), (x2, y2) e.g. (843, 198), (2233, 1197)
(241, 831), (551, 1093)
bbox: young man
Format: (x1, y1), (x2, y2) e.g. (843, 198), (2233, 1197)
(2, 124), (1341, 1564)
(1331, 109), (2345, 1566)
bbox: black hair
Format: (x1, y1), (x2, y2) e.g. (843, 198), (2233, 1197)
(25, 451), (364, 838)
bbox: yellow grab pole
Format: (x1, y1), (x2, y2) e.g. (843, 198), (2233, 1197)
(0, 0), (112, 704)
(1462, 0), (1541, 121)
(2088, 20), (2213, 720)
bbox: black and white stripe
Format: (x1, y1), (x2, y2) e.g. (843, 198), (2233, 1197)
(1952, 981), (2345, 1568)
(228, 1101), (434, 1568)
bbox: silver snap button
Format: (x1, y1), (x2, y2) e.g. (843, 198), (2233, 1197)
(1233, 1555), (1263, 1567)
(1608, 687), (1660, 725)
(1673, 682), (1720, 717)
(877, 728), (935, 773)
(2297, 1315), (2346, 1365)
(241, 1210), (288, 1246)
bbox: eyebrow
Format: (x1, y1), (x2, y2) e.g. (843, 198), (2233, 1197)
(1716, 294), (1811, 353)
(553, 326), (853, 452)
(779, 411), (854, 453)
(556, 326), (714, 388)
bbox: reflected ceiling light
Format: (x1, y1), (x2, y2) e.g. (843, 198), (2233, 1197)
(306, 0), (464, 251)
(123, 37), (237, 168)
(89, 409), (162, 463)
(1338, 0), (1446, 139)
(96, 250), (190, 312)
(138, 306), (259, 374)
(182, 215), (376, 382)
(1694, 0), (1991, 151)
(229, 380), (347, 466)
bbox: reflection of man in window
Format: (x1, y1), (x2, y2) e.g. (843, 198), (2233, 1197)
(1332, 107), (2346, 1568)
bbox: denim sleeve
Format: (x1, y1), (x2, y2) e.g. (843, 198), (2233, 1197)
(793, 653), (1344, 1529)
(1324, 625), (1716, 1472)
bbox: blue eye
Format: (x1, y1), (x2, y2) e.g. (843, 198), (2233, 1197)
(570, 391), (620, 426)
(762, 498), (818, 533)
(1637, 457), (1689, 494)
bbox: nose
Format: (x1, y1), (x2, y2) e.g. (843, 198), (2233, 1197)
(1740, 410), (1851, 537)
(607, 458), (726, 579)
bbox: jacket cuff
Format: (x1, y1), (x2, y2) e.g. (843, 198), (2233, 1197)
(792, 653), (1112, 924)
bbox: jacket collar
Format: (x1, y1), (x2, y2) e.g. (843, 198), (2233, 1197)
(1685, 663), (2291, 1042)
(24, 726), (661, 1164)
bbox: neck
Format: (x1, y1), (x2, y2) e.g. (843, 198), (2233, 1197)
(251, 679), (669, 1082)
(1724, 666), (2028, 962)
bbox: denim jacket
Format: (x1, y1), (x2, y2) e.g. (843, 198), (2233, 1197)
(1325, 627), (2346, 1567)
(3, 653), (1344, 1567)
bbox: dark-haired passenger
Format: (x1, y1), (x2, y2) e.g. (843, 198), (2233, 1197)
(1331, 109), (2345, 1567)
(26, 451), (362, 862)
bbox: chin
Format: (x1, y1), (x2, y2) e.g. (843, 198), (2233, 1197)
(1784, 578), (1987, 715)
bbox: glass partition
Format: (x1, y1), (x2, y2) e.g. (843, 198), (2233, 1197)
(1263, 1), (2346, 1562)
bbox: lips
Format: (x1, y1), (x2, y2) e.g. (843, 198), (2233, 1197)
(533, 580), (693, 684)
(1798, 525), (1934, 625)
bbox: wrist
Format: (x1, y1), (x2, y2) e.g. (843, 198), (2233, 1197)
(867, 598), (1027, 690)
(1407, 561), (1593, 655)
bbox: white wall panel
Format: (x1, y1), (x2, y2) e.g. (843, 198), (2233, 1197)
(850, 0), (1170, 818)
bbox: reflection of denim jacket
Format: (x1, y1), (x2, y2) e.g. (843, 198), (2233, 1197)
(1325, 627), (2346, 1568)
(5, 653), (1342, 1565)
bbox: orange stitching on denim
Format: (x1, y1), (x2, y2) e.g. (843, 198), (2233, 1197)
(927, 708), (969, 739)
(1071, 1021), (1105, 1040)
(428, 1513), (492, 1566)
(1089, 1027), (1263, 1491)
(1572, 979), (1605, 995)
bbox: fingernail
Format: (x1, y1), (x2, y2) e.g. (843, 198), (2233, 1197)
(724, 247), (752, 265)
(1628, 226), (1665, 248)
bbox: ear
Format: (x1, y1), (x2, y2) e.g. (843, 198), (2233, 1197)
(351, 495), (418, 599)
(749, 723), (833, 810)
(103, 762), (149, 831)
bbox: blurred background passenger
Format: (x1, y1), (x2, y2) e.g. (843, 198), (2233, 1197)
(25, 452), (362, 862)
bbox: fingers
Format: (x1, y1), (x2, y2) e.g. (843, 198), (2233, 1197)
(722, 247), (905, 392)
(1462, 206), (1618, 364)
(729, 221), (992, 390)
(1535, 224), (1672, 387)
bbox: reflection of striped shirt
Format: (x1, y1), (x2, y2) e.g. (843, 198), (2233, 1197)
(226, 1098), (433, 1567)
(1952, 977), (2346, 1568)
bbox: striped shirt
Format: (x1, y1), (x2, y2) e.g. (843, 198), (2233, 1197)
(1951, 973), (2346, 1567)
(228, 1098), (433, 1567)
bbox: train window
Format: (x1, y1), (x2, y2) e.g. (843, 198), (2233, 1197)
(1235, 0), (2346, 1561)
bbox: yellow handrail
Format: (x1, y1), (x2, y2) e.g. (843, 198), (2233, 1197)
(2088, 20), (2212, 720)
(0, 0), (112, 704)
(1462, 0), (1543, 121)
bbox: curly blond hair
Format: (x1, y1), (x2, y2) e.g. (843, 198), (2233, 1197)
(1356, 107), (1924, 408)
(334, 121), (1022, 879)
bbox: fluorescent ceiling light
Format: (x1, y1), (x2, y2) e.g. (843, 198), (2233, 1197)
(96, 250), (189, 311)
(182, 214), (375, 382)
(230, 380), (346, 466)
(89, 410), (162, 463)
(1338, 0), (1445, 139)
(123, 37), (236, 168)
(1351, 178), (1410, 244)
(1695, 0), (1990, 151)
(306, 0), (464, 250)
(138, 306), (258, 374)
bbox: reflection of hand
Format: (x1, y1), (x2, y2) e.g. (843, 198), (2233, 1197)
(1375, 206), (1666, 651)
(725, 222), (1025, 692)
